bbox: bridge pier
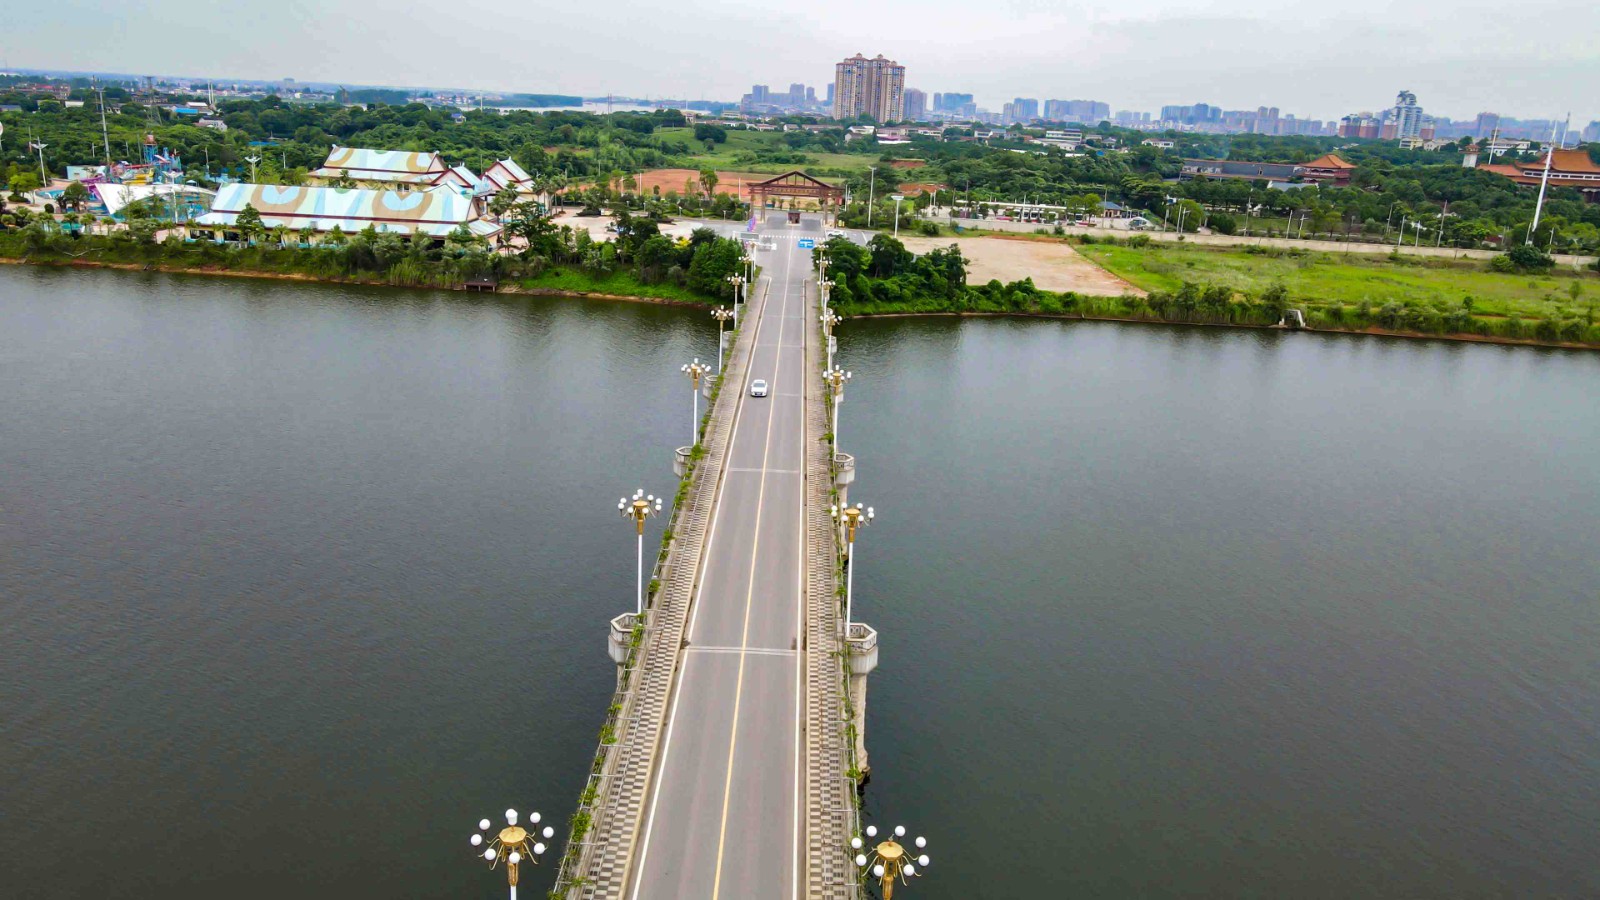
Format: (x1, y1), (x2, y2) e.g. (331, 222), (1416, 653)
(844, 623), (878, 778)
(607, 612), (638, 667)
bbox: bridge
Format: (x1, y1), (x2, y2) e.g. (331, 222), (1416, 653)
(554, 212), (875, 899)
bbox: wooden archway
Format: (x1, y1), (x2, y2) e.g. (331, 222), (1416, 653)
(748, 170), (846, 212)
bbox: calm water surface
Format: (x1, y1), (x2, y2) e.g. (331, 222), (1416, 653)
(2, 266), (1597, 898)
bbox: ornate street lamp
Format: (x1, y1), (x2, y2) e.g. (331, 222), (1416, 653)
(618, 488), (662, 616)
(468, 808), (555, 900)
(824, 366), (851, 462)
(852, 823), (929, 900)
(680, 358), (713, 446)
(726, 275), (745, 327)
(822, 309), (842, 370)
(711, 306), (736, 370)
(831, 501), (874, 630)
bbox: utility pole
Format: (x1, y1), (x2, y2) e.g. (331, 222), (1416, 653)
(1528, 114), (1568, 245)
(31, 139), (49, 187)
(98, 87), (113, 170)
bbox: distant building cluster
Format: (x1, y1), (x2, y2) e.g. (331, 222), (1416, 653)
(1338, 90), (1432, 140)
(739, 82), (828, 115)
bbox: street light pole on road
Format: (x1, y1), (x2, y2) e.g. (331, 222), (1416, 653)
(711, 306), (735, 369)
(618, 489), (662, 616)
(824, 366), (851, 462)
(822, 310), (842, 371)
(726, 275), (745, 328)
(852, 823), (929, 900)
(892, 195), (904, 237)
(680, 359), (712, 446)
(468, 808), (555, 900)
(831, 501), (874, 631)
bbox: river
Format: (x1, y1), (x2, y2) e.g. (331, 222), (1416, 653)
(1, 266), (1597, 898)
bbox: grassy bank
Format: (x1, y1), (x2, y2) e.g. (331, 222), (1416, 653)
(818, 233), (1600, 347)
(1078, 240), (1598, 318)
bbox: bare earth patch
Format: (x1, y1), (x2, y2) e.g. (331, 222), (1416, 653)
(898, 235), (1143, 297)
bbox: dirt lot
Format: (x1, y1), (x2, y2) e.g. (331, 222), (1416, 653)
(634, 168), (771, 200)
(898, 235), (1142, 297)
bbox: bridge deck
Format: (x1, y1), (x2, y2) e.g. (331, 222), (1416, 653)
(561, 214), (856, 899)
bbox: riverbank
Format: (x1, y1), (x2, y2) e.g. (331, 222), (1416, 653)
(841, 307), (1600, 351)
(4, 243), (1593, 350)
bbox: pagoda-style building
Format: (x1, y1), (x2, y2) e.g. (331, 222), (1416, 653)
(1481, 149), (1600, 202)
(1300, 153), (1356, 185)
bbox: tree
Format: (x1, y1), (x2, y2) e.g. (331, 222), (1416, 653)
(488, 187), (519, 221)
(331, 169), (357, 189)
(698, 168), (719, 199)
(61, 180), (92, 212)
(235, 203), (265, 244)
(1506, 245), (1554, 272)
(693, 123), (727, 144)
(8, 171), (42, 200)
(504, 201), (559, 257)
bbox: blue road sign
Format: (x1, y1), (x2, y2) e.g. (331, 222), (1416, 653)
(798, 238), (815, 249)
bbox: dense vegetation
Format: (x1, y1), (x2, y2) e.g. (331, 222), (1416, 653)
(0, 209), (749, 304)
(853, 130), (1600, 254)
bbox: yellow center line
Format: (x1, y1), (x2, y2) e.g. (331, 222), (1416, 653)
(709, 227), (795, 900)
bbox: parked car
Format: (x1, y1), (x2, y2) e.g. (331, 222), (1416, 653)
(749, 379), (769, 397)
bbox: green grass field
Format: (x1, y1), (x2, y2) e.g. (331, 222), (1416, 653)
(1077, 241), (1599, 321)
(655, 128), (876, 175)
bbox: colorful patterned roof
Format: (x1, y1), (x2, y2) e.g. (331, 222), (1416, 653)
(482, 158), (534, 191)
(195, 183), (500, 238)
(311, 146), (449, 184)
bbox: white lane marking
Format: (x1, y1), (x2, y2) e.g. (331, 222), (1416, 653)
(628, 268), (776, 900)
(687, 646), (797, 657)
(710, 226), (797, 900)
(726, 467), (802, 475)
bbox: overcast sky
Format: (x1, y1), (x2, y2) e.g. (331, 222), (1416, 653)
(6, 0), (1598, 124)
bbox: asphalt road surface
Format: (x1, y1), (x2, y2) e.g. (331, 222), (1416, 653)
(627, 212), (819, 899)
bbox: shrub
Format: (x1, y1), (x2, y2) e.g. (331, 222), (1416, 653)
(1489, 254), (1516, 273)
(1506, 245), (1554, 272)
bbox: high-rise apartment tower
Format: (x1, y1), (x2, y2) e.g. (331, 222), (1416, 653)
(833, 53), (906, 122)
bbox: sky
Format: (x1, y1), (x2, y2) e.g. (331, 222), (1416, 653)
(6, 0), (1599, 125)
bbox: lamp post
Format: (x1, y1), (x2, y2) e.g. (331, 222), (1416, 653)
(711, 306), (735, 369)
(680, 358), (712, 446)
(245, 154), (260, 183)
(822, 310), (842, 371)
(852, 823), (929, 900)
(891, 195), (904, 237)
(468, 808), (555, 900)
(614, 486), (659, 611)
(867, 166), (877, 227)
(726, 274), (744, 328)
(31, 140), (49, 187)
(831, 501), (873, 630)
(824, 366), (851, 462)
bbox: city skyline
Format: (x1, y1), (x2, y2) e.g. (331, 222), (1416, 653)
(5, 0), (1598, 125)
